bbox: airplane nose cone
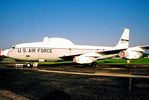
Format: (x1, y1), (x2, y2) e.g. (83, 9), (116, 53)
(0, 49), (2, 56)
(2, 49), (10, 56)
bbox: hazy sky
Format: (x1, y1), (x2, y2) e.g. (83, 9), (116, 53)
(0, 0), (149, 49)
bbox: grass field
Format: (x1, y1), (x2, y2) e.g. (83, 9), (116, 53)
(1, 57), (149, 65)
(38, 58), (149, 65)
(97, 58), (149, 64)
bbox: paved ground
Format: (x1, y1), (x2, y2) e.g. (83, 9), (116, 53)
(0, 64), (149, 100)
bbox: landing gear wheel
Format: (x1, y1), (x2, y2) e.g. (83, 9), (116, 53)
(26, 63), (32, 68)
(90, 62), (97, 73)
(92, 62), (97, 68)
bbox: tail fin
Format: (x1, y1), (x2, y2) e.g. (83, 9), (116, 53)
(115, 28), (129, 49)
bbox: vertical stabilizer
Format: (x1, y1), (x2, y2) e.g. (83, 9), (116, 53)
(115, 28), (129, 49)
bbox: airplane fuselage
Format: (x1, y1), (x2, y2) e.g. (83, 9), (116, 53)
(7, 45), (113, 61)
(1, 28), (130, 64)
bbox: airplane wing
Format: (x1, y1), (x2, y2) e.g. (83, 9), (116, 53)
(60, 54), (81, 61)
(127, 45), (149, 52)
(98, 49), (126, 55)
(60, 49), (126, 64)
(137, 45), (149, 49)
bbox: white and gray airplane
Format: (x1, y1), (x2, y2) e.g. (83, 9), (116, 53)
(1, 28), (130, 67)
(1, 28), (149, 68)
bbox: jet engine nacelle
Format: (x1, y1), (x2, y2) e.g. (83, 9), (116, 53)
(73, 56), (96, 64)
(119, 50), (143, 59)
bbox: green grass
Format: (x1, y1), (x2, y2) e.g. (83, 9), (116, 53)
(1, 57), (149, 65)
(38, 58), (149, 65)
(38, 61), (73, 65)
(97, 58), (149, 64)
(97, 58), (127, 64)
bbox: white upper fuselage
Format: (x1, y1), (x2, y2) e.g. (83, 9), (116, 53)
(5, 37), (114, 61)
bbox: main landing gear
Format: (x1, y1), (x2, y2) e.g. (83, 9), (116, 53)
(15, 62), (38, 68)
(26, 63), (32, 68)
(91, 62), (98, 68)
(26, 62), (38, 68)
